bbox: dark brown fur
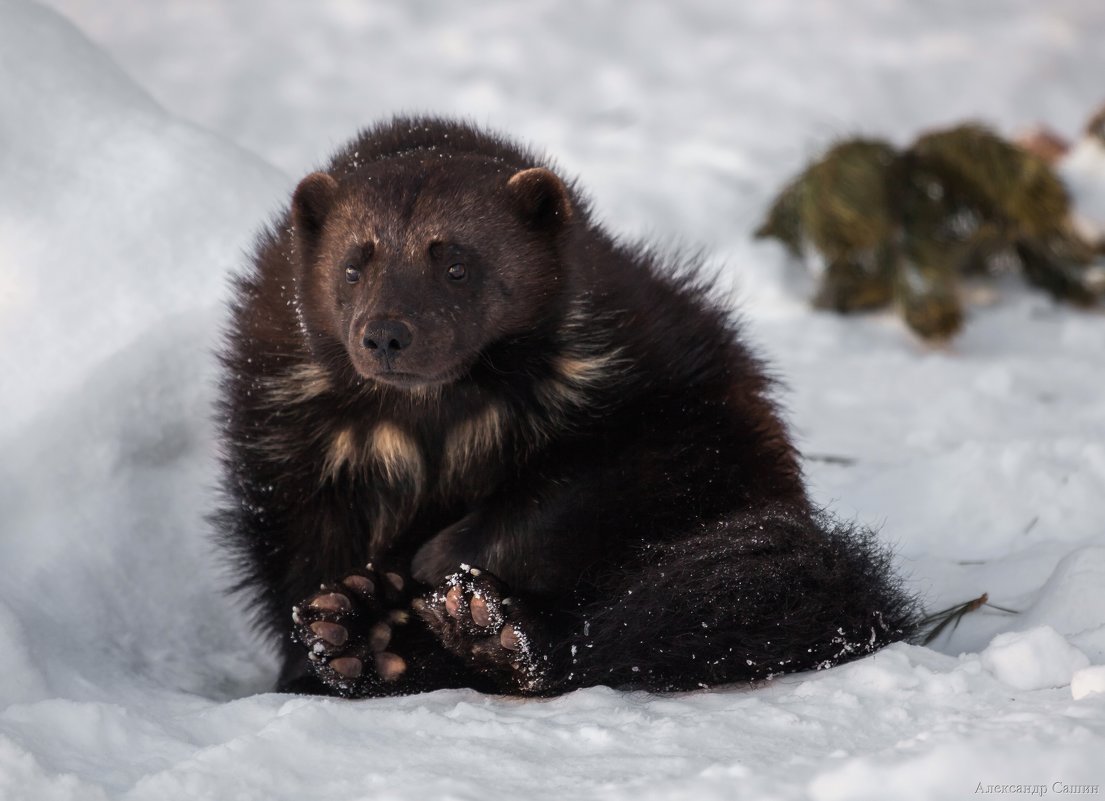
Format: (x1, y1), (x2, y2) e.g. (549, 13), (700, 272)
(215, 116), (916, 697)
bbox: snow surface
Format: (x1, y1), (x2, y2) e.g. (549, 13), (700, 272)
(3, 0), (1105, 798)
(1061, 136), (1105, 246)
(1072, 666), (1105, 701)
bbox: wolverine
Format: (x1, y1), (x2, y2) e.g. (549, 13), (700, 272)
(215, 116), (916, 697)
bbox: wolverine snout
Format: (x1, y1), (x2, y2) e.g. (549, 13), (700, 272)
(362, 319), (414, 368)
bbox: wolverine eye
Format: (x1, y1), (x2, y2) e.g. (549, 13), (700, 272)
(447, 263), (467, 281)
(345, 266), (361, 284)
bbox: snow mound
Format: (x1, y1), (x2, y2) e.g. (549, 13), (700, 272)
(980, 627), (1090, 691)
(0, 0), (288, 437)
(1015, 546), (1105, 662)
(0, 0), (287, 704)
(1071, 665), (1105, 700)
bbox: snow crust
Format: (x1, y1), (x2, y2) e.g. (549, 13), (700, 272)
(3, 0), (1105, 798)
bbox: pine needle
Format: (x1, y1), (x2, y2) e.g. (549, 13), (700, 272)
(920, 592), (1019, 645)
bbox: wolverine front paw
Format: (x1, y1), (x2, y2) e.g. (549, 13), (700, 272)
(292, 565), (413, 696)
(416, 565), (546, 694)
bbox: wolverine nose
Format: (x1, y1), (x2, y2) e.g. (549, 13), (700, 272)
(363, 320), (413, 354)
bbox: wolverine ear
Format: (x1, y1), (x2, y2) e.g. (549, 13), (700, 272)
(507, 167), (572, 229)
(291, 172), (339, 248)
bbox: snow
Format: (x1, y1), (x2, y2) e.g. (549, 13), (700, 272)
(3, 0), (1104, 798)
(1060, 135), (1105, 246)
(979, 627), (1090, 692)
(1071, 666), (1105, 701)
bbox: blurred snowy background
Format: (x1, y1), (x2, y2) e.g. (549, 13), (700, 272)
(1, 0), (1103, 798)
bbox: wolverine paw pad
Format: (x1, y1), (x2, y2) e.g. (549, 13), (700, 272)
(417, 565), (543, 692)
(291, 564), (412, 692)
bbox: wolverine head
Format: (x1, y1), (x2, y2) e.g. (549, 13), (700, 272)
(290, 157), (573, 389)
